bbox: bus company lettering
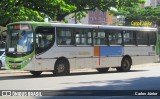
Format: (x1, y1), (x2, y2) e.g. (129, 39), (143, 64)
(131, 21), (152, 26)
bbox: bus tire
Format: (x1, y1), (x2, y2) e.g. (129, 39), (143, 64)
(96, 68), (109, 73)
(53, 59), (69, 76)
(30, 71), (42, 76)
(116, 58), (131, 72)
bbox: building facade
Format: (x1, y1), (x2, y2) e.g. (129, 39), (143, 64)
(88, 9), (107, 25)
(64, 0), (160, 25)
(65, 9), (116, 25)
(144, 0), (160, 7)
(65, 13), (89, 24)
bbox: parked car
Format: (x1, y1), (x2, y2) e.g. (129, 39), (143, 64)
(0, 49), (5, 70)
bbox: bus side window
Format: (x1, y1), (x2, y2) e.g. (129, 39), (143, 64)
(75, 29), (92, 46)
(149, 32), (156, 45)
(123, 31), (136, 45)
(76, 32), (81, 45)
(35, 27), (55, 54)
(57, 28), (74, 46)
(61, 38), (67, 45)
(108, 30), (122, 45)
(137, 31), (148, 45)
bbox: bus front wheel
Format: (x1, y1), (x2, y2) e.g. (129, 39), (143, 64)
(30, 71), (42, 76)
(53, 59), (70, 76)
(116, 58), (131, 72)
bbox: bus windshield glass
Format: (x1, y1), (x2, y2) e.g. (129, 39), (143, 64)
(6, 30), (33, 53)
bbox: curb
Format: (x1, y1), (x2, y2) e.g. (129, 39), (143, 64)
(0, 63), (160, 74)
(0, 70), (29, 74)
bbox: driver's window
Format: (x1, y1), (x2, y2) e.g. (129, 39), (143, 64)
(38, 34), (53, 48)
(36, 27), (55, 54)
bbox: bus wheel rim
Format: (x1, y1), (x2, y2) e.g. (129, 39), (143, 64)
(57, 64), (65, 73)
(123, 60), (129, 69)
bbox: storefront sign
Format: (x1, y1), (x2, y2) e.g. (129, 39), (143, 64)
(131, 21), (152, 26)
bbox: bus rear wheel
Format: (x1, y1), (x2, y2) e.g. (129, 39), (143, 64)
(96, 68), (109, 73)
(53, 59), (69, 76)
(30, 71), (42, 76)
(116, 58), (131, 72)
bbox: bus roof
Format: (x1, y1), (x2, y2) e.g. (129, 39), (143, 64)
(7, 21), (158, 31)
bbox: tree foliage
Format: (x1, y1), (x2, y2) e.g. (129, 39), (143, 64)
(128, 5), (160, 27)
(0, 0), (44, 26)
(111, 1), (160, 27)
(0, 0), (144, 26)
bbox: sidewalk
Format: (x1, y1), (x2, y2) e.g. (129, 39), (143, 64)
(0, 62), (159, 74)
(0, 68), (29, 74)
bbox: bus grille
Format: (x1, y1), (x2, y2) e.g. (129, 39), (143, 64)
(8, 61), (22, 63)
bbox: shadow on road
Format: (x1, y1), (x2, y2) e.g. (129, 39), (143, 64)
(0, 69), (148, 81)
(40, 76), (160, 99)
(69, 69), (147, 76)
(38, 75), (160, 99)
(0, 69), (159, 99)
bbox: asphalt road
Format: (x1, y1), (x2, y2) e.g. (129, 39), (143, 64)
(0, 63), (160, 99)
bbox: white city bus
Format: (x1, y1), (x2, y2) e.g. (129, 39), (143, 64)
(5, 22), (159, 76)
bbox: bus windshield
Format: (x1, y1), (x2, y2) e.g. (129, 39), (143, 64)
(6, 30), (33, 53)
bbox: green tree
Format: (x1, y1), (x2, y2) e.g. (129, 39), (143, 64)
(0, 0), (44, 26)
(111, 1), (160, 27)
(124, 5), (160, 26)
(0, 0), (144, 26)
(20, 0), (144, 20)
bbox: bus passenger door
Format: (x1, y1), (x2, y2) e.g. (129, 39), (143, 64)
(35, 26), (55, 70)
